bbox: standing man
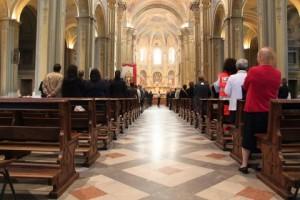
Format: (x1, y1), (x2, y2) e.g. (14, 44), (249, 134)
(193, 76), (211, 114)
(278, 78), (291, 99)
(239, 47), (281, 174)
(43, 64), (63, 97)
(225, 58), (248, 123)
(157, 91), (161, 107)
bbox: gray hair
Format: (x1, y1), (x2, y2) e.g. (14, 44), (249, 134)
(236, 58), (248, 70)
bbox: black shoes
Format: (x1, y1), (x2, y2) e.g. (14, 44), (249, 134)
(238, 166), (249, 174)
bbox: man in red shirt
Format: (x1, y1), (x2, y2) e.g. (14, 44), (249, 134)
(239, 47), (281, 174)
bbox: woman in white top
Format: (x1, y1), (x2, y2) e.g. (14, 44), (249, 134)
(224, 58), (248, 123)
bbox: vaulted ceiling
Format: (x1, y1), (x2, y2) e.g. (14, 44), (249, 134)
(124, 0), (192, 41)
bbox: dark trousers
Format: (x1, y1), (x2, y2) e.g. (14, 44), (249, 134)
(242, 112), (268, 152)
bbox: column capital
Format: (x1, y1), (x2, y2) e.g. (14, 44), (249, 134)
(201, 0), (211, 7)
(96, 36), (110, 40)
(76, 15), (95, 22)
(190, 1), (200, 12)
(117, 1), (127, 19)
(118, 1), (127, 11)
(108, 0), (117, 9)
(181, 27), (191, 35)
(127, 27), (135, 35)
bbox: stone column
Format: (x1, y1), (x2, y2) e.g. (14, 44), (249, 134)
(126, 27), (135, 64)
(188, 32), (196, 83)
(211, 37), (224, 81)
(0, 19), (19, 96)
(191, 1), (201, 79)
(77, 16), (95, 78)
(257, 0), (288, 77)
(229, 16), (244, 59)
(121, 26), (127, 65)
(108, 0), (117, 78)
(223, 18), (231, 58)
(257, 0), (276, 48)
(179, 34), (185, 85)
(34, 0), (50, 94)
(181, 27), (191, 85)
(47, 0), (66, 72)
(94, 36), (107, 76)
(275, 0), (288, 77)
(116, 1), (126, 70)
(202, 0), (211, 82)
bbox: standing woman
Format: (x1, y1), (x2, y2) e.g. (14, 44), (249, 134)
(216, 58), (237, 116)
(62, 65), (84, 97)
(218, 58), (237, 99)
(85, 68), (108, 97)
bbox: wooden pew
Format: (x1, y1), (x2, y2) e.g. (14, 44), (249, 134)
(109, 98), (122, 134)
(171, 99), (179, 113)
(257, 100), (300, 199)
(0, 98), (79, 198)
(230, 100), (245, 163)
(215, 99), (233, 150)
(95, 98), (114, 148)
(203, 99), (219, 140)
(69, 98), (100, 167)
(195, 99), (208, 133)
(119, 99), (129, 129)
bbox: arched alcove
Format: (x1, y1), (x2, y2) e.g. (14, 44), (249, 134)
(287, 2), (300, 97)
(18, 5), (37, 96)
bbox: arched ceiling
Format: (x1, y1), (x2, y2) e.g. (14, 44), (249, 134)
(124, 0), (192, 42)
(289, 0), (300, 15)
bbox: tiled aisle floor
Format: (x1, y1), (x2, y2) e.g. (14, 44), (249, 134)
(12, 107), (283, 200)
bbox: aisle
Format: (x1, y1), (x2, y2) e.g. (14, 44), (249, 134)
(59, 106), (280, 200)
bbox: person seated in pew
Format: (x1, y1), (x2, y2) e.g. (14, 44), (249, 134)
(187, 82), (195, 98)
(239, 47), (281, 174)
(224, 58), (248, 124)
(179, 85), (189, 98)
(110, 70), (128, 98)
(42, 64), (63, 97)
(62, 64), (85, 97)
(85, 68), (108, 97)
(127, 82), (138, 98)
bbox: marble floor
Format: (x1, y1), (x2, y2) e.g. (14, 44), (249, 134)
(6, 107), (283, 200)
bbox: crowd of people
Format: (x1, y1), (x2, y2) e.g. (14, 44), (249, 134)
(39, 64), (154, 110)
(167, 47), (291, 174)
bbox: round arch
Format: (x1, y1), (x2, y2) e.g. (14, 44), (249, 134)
(213, 3), (226, 37)
(132, 4), (184, 25)
(95, 4), (106, 37)
(290, 0), (300, 15)
(12, 0), (32, 21)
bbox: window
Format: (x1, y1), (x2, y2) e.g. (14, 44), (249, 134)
(153, 48), (162, 65)
(288, 51), (298, 65)
(140, 48), (146, 62)
(168, 48), (176, 64)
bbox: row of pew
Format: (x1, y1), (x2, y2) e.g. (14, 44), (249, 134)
(0, 97), (141, 198)
(171, 98), (300, 200)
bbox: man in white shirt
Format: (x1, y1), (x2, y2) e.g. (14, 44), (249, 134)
(224, 58), (248, 123)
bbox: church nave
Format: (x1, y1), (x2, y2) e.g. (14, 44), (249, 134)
(54, 107), (280, 200)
